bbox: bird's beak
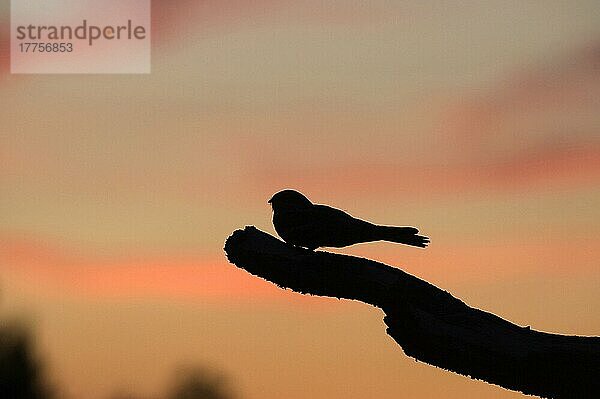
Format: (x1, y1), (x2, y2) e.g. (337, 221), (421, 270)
(267, 197), (273, 204)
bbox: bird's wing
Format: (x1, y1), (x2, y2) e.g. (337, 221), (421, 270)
(274, 205), (365, 247)
(310, 204), (378, 244)
(313, 205), (420, 234)
(311, 204), (368, 226)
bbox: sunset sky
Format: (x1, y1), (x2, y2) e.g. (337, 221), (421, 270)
(1, 1), (599, 398)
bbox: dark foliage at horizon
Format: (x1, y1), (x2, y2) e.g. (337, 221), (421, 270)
(0, 322), (55, 399)
(165, 366), (236, 399)
(0, 318), (237, 399)
(110, 366), (237, 399)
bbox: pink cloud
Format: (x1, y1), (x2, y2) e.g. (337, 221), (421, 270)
(256, 143), (600, 200)
(2, 230), (598, 305)
(248, 45), (600, 200)
(443, 43), (600, 148)
(0, 234), (325, 305)
(152, 0), (281, 49)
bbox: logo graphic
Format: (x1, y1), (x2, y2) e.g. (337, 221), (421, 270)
(11, 0), (151, 74)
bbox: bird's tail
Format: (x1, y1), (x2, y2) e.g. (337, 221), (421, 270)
(374, 226), (430, 248)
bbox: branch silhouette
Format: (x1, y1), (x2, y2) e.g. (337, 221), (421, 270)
(224, 226), (600, 399)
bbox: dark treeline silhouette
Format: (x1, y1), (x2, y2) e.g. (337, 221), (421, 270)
(111, 366), (236, 399)
(165, 366), (236, 399)
(0, 315), (237, 399)
(0, 321), (55, 399)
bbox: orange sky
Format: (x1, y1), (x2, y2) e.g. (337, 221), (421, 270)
(1, 2), (600, 399)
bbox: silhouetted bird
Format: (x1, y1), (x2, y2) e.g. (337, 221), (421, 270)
(268, 190), (429, 250)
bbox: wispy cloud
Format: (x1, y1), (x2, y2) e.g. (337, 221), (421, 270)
(2, 229), (598, 305)
(442, 43), (600, 150)
(0, 234), (324, 304)
(257, 143), (600, 200)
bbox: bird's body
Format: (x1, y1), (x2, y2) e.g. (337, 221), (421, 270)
(269, 190), (429, 250)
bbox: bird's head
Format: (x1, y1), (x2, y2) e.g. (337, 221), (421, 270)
(268, 189), (312, 211)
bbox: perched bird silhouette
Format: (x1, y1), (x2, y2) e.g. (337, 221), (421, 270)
(268, 189), (429, 250)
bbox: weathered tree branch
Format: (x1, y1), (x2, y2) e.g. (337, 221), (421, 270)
(224, 226), (600, 398)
